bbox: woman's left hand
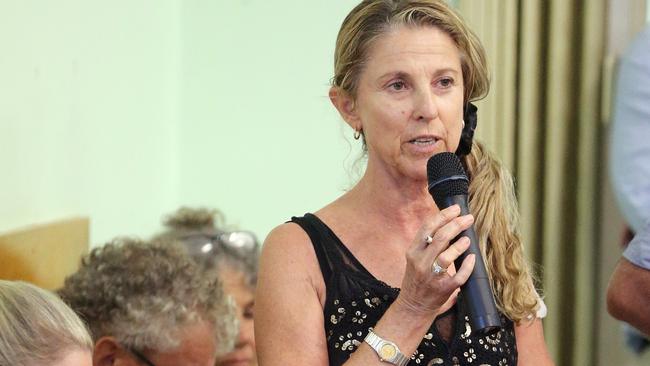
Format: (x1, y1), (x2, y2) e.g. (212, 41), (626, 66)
(395, 204), (476, 317)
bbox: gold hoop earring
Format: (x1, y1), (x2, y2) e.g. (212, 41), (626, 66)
(353, 129), (362, 140)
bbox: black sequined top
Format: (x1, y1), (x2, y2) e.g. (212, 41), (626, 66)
(291, 214), (517, 366)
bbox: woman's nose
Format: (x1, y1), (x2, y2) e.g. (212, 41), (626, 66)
(413, 88), (438, 122)
(236, 320), (255, 347)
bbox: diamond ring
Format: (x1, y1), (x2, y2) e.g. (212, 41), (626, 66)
(432, 259), (447, 275)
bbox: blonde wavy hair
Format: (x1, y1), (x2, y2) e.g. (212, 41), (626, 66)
(333, 0), (539, 322)
(0, 280), (93, 365)
(465, 142), (539, 322)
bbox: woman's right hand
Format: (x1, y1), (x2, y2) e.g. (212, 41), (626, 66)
(395, 204), (476, 317)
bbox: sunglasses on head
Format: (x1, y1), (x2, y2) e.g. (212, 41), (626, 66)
(177, 230), (259, 258)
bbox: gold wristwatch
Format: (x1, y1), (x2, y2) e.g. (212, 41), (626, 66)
(364, 329), (410, 366)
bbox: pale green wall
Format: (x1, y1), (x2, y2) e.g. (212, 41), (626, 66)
(0, 1), (182, 244)
(178, 1), (361, 240)
(0, 1), (362, 245)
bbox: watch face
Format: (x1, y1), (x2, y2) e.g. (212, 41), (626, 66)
(379, 344), (397, 360)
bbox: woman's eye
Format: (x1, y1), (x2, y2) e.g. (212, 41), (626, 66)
(243, 304), (254, 319)
(389, 81), (407, 91)
(438, 77), (454, 88)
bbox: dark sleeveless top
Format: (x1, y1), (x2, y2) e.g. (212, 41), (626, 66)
(291, 213), (517, 366)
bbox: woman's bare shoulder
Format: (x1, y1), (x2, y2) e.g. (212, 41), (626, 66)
(259, 221), (326, 298)
(263, 221), (313, 256)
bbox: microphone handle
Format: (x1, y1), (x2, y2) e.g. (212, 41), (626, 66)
(441, 195), (502, 334)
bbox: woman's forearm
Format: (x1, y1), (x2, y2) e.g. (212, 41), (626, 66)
(343, 296), (438, 366)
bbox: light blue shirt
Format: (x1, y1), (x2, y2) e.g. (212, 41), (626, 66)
(609, 25), (650, 350)
(610, 25), (650, 235)
(623, 221), (650, 269)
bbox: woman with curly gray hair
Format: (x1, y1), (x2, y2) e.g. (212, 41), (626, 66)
(1, 280), (93, 366)
(59, 238), (237, 366)
(156, 207), (259, 366)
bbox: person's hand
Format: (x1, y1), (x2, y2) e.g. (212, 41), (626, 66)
(395, 204), (476, 316)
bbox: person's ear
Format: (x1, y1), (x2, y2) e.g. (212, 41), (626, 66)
(93, 337), (133, 366)
(329, 86), (362, 132)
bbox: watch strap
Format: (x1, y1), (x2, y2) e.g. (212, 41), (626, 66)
(364, 329), (410, 366)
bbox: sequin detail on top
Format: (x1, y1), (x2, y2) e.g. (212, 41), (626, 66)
(291, 214), (518, 366)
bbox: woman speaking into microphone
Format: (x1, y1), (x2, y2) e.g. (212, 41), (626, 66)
(255, 1), (553, 365)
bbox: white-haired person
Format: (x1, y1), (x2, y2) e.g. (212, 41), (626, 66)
(58, 238), (237, 366)
(0, 280), (93, 366)
(156, 207), (259, 366)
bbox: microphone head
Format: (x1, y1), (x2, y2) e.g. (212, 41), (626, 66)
(427, 152), (469, 207)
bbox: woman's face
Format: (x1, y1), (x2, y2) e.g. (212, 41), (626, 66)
(340, 25), (464, 181)
(215, 266), (256, 366)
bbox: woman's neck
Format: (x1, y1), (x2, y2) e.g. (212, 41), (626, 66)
(344, 163), (439, 230)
